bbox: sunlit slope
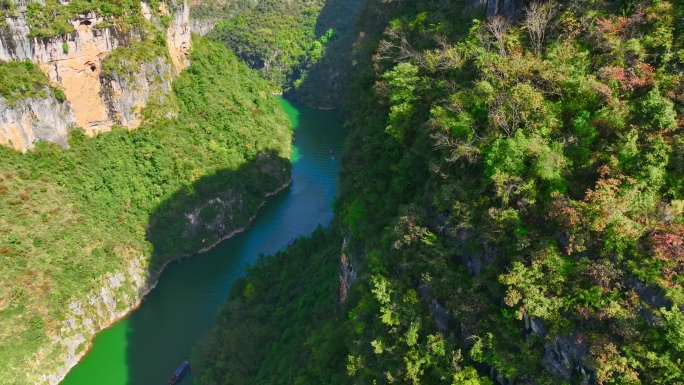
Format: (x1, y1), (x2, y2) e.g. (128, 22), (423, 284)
(0, 37), (291, 384)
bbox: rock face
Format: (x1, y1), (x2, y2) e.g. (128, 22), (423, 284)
(339, 238), (359, 304)
(0, 0), (191, 151)
(37, 256), (148, 385)
(100, 56), (176, 127)
(164, 1), (192, 72)
(0, 90), (75, 149)
(467, 0), (523, 17)
(189, 17), (218, 35)
(541, 335), (591, 381)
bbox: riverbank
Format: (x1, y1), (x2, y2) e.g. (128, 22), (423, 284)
(58, 96), (346, 385)
(44, 177), (293, 385)
(0, 37), (293, 385)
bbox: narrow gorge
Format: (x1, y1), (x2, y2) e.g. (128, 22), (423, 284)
(3, 0), (684, 384)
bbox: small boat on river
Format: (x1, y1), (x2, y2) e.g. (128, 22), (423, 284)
(168, 360), (190, 384)
(287, 237), (298, 247)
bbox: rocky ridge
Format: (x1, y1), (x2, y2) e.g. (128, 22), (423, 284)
(0, 0), (191, 151)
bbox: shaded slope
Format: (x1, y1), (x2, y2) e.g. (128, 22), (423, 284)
(207, 0), (365, 108)
(192, 228), (348, 385)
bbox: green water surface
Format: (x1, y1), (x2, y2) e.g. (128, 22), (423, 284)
(60, 97), (346, 385)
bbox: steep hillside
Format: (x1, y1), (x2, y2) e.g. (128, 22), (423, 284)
(187, 0), (251, 35)
(0, 35), (291, 384)
(204, 0), (365, 108)
(192, 228), (347, 385)
(196, 0), (684, 384)
(0, 0), (190, 151)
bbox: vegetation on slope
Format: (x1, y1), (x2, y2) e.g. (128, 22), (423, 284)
(0, 60), (49, 105)
(206, 0), (365, 107)
(189, 0), (252, 23)
(23, 0), (177, 37)
(100, 37), (170, 78)
(336, 0), (684, 383)
(207, 0), (320, 85)
(0, 37), (291, 383)
(198, 0), (684, 384)
(0, 0), (16, 19)
(193, 227), (347, 385)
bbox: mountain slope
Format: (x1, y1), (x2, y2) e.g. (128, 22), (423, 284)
(204, 0), (365, 108)
(196, 0), (684, 383)
(0, 36), (291, 384)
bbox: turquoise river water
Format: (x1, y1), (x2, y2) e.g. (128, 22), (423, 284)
(60, 97), (347, 385)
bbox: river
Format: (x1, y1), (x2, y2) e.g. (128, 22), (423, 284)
(60, 97), (347, 385)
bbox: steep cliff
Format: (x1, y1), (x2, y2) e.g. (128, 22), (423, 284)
(192, 228), (347, 385)
(187, 0), (239, 36)
(0, 89), (74, 149)
(473, 0), (523, 17)
(333, 0), (684, 383)
(189, 17), (217, 35)
(0, 0), (191, 151)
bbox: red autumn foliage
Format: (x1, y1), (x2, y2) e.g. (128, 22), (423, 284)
(601, 62), (654, 92)
(651, 225), (684, 263)
(595, 10), (646, 38)
(650, 225), (684, 284)
(595, 17), (629, 35)
(593, 82), (612, 101)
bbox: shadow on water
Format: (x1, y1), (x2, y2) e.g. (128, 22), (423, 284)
(130, 151), (291, 385)
(118, 97), (346, 385)
(143, 150), (291, 278)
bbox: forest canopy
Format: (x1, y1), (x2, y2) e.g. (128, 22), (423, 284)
(0, 37), (291, 384)
(197, 0), (684, 383)
(205, 0), (365, 107)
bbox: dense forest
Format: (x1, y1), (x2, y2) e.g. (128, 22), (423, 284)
(196, 0), (684, 383)
(192, 227), (347, 384)
(202, 0), (365, 107)
(0, 37), (291, 383)
(4, 0), (684, 383)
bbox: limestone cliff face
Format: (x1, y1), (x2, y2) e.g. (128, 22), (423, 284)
(339, 238), (359, 304)
(100, 56), (176, 127)
(35, 255), (149, 385)
(466, 0), (523, 17)
(0, 0), (191, 151)
(0, 89), (75, 149)
(163, 1), (192, 72)
(189, 17), (218, 35)
(186, 0), (221, 35)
